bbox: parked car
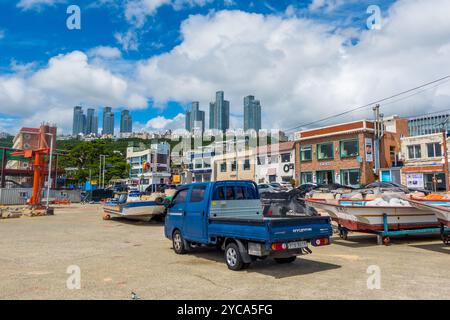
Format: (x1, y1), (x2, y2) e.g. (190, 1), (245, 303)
(164, 180), (332, 270)
(269, 183), (284, 192)
(258, 184), (279, 194)
(279, 181), (293, 191)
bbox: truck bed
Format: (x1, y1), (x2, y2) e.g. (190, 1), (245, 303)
(208, 215), (332, 243)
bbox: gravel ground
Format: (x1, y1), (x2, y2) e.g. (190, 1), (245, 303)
(0, 203), (448, 300)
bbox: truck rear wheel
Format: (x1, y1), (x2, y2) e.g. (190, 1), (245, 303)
(225, 243), (247, 271)
(274, 256), (297, 264)
(172, 230), (187, 254)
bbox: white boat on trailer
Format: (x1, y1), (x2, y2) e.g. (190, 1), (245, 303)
(407, 199), (450, 227)
(305, 198), (440, 244)
(102, 190), (166, 221)
(407, 199), (450, 244)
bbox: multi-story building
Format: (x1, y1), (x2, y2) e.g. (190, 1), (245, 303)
(185, 102), (205, 132)
(102, 107), (115, 136)
(400, 133), (448, 191)
(294, 118), (408, 188)
(7, 124), (57, 173)
(182, 146), (214, 183)
(126, 142), (171, 191)
(255, 141), (296, 184)
(209, 91), (230, 132)
(72, 106), (86, 136)
(243, 95), (262, 132)
(86, 108), (98, 135)
(120, 110), (132, 133)
(212, 140), (256, 181)
(408, 110), (450, 136)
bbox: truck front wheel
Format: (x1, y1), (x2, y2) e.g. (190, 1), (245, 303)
(274, 256), (297, 264)
(172, 230), (188, 254)
(225, 243), (248, 271)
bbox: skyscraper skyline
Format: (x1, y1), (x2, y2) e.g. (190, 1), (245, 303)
(120, 109), (133, 133)
(102, 107), (115, 135)
(86, 108), (98, 135)
(185, 101), (205, 132)
(243, 95), (262, 132)
(209, 91), (230, 132)
(72, 106), (85, 136)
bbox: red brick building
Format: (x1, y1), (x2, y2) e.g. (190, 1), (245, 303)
(294, 118), (408, 187)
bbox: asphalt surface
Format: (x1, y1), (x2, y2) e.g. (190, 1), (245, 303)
(0, 203), (449, 300)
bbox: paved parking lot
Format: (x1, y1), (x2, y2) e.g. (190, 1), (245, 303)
(0, 203), (449, 299)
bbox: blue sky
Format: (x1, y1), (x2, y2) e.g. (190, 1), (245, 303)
(0, 0), (449, 134)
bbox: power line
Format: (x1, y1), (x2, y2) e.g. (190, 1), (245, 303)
(284, 75), (450, 133)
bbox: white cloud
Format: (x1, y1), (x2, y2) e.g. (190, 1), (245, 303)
(308, 0), (346, 13)
(137, 113), (186, 132)
(135, 1), (450, 130)
(87, 46), (122, 59)
(124, 0), (212, 27)
(17, 0), (66, 11)
(0, 51), (147, 134)
(115, 30), (140, 51)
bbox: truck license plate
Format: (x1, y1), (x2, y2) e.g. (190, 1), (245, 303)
(287, 241), (307, 249)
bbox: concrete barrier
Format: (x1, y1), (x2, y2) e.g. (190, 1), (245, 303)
(0, 188), (82, 205)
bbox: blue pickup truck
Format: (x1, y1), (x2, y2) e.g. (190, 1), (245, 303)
(164, 180), (332, 270)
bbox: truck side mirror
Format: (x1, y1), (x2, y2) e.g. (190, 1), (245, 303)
(163, 198), (173, 208)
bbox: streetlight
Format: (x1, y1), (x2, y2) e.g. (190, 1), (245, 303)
(99, 155), (107, 189)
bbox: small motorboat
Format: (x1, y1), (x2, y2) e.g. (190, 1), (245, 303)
(305, 197), (439, 233)
(102, 190), (166, 221)
(407, 197), (450, 228)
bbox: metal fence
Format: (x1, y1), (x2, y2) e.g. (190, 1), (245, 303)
(0, 188), (81, 205)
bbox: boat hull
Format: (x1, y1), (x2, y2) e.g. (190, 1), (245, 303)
(103, 201), (165, 221)
(408, 199), (450, 227)
(306, 199), (439, 232)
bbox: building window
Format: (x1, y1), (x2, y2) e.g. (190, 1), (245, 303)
(257, 156), (265, 165)
(300, 145), (312, 161)
(340, 139), (359, 158)
(316, 170), (334, 184)
(301, 172), (313, 184)
(317, 142), (334, 160)
(341, 169), (360, 188)
(427, 143), (442, 158)
(281, 153), (291, 163)
(195, 162), (202, 169)
(267, 154), (278, 164)
(220, 162), (227, 172)
(407, 145), (421, 159)
(231, 161), (237, 171)
(243, 159), (251, 170)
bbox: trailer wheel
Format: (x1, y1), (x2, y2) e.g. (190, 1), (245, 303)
(102, 213), (111, 220)
(339, 229), (348, 240)
(274, 256), (297, 264)
(225, 243), (246, 271)
(442, 236), (449, 245)
(382, 236), (391, 246)
(172, 230), (187, 254)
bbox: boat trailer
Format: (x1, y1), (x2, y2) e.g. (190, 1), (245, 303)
(337, 213), (450, 245)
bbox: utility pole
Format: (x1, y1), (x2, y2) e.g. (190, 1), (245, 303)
(372, 104), (383, 178)
(442, 127), (449, 191)
(45, 133), (54, 211)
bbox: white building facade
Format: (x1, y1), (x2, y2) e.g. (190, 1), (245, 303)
(126, 142), (171, 191)
(255, 141), (296, 184)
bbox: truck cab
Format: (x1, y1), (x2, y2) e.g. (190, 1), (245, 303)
(165, 180), (332, 270)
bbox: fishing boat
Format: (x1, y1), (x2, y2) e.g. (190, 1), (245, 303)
(305, 198), (439, 233)
(102, 190), (166, 221)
